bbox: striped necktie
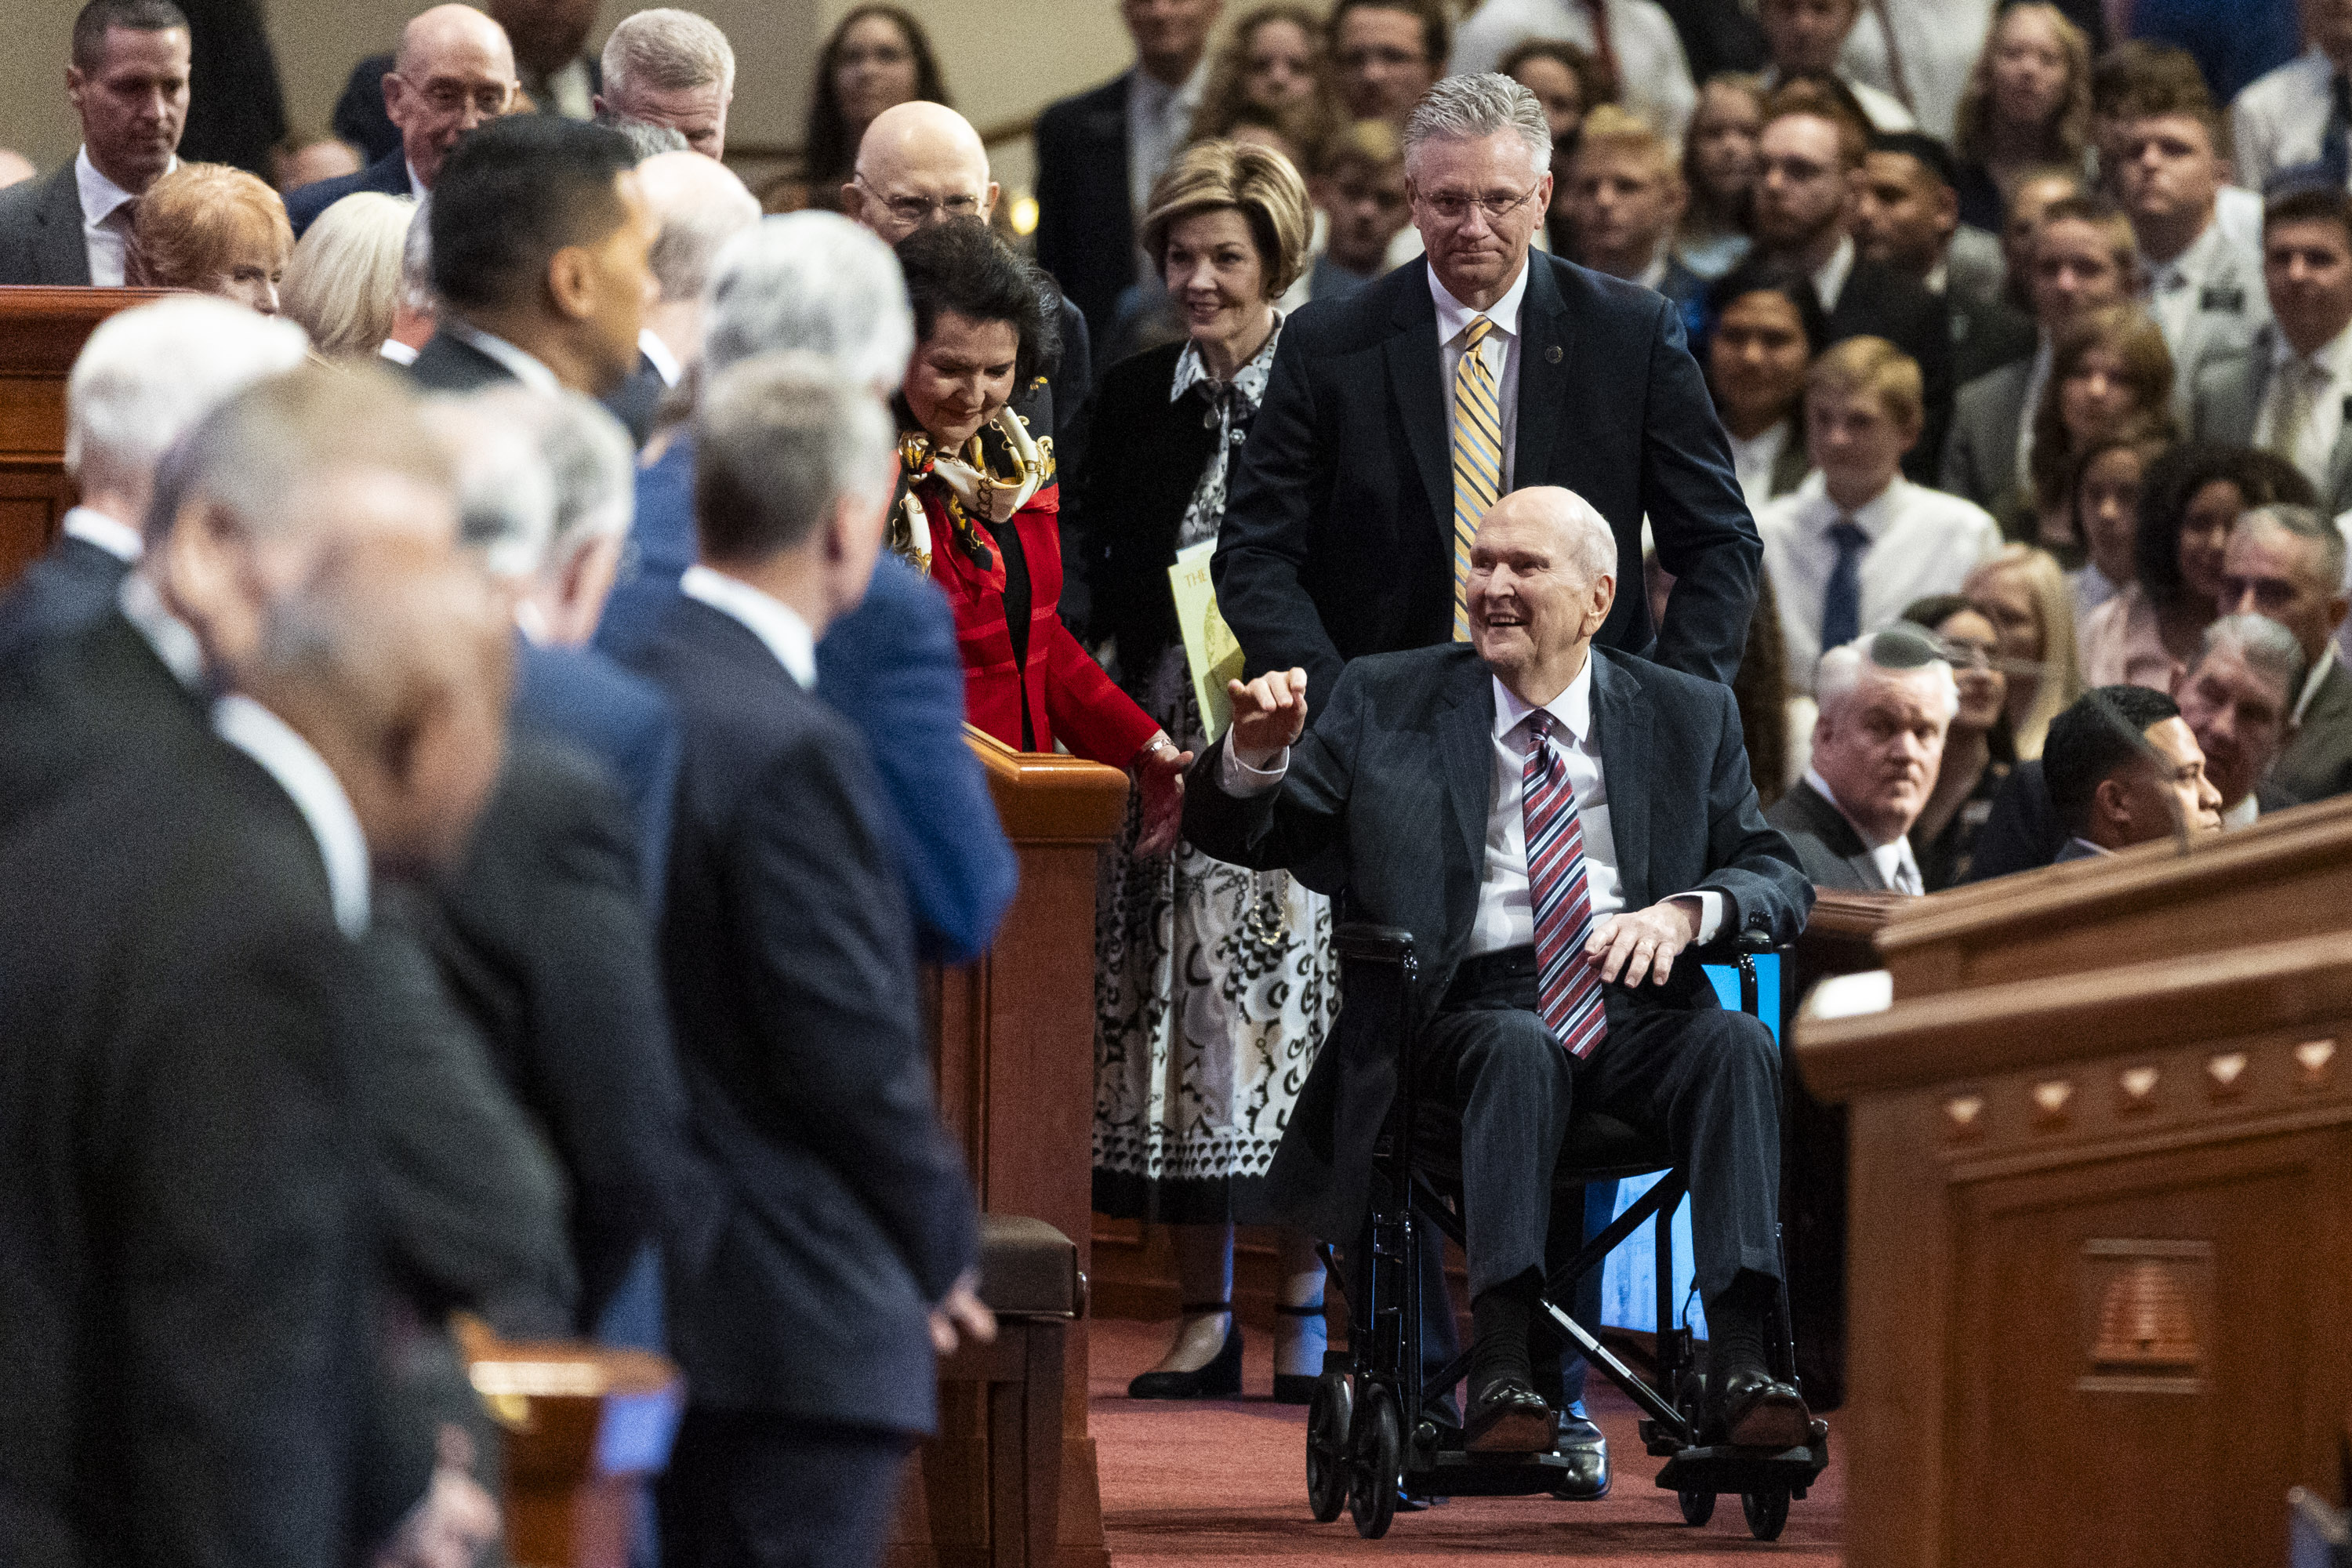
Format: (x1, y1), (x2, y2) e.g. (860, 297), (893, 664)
(1452, 314), (1503, 640)
(1525, 712), (1608, 1059)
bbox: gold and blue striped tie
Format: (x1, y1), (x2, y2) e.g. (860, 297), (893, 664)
(1451, 314), (1502, 639)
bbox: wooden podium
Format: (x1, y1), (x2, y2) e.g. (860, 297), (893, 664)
(1795, 800), (2352, 1567)
(0, 286), (165, 589)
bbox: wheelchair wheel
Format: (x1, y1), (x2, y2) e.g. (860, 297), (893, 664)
(1347, 1384), (1403, 1540)
(1305, 1372), (1352, 1523)
(1742, 1487), (1789, 1541)
(1679, 1489), (1717, 1526)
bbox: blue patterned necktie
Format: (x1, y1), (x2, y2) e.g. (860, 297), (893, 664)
(1820, 518), (1870, 654)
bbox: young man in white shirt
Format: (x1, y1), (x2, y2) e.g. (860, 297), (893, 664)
(1559, 107), (1701, 306)
(1761, 334), (2002, 688)
(2231, 0), (2352, 195)
(2114, 97), (2268, 422)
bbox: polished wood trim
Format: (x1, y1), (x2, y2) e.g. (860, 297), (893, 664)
(965, 725), (1130, 842)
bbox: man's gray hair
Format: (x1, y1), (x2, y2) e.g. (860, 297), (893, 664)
(602, 8), (735, 98)
(703, 213), (913, 394)
(695, 350), (897, 563)
(401, 196), (435, 314)
(435, 387), (635, 580)
(2198, 612), (2307, 704)
(604, 114), (690, 160)
(1403, 73), (1552, 180)
(1815, 624), (1961, 721)
(67, 296), (309, 489)
(2235, 503), (2350, 595)
(639, 151), (762, 305)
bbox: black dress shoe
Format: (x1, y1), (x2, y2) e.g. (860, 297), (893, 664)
(1548, 1413), (1610, 1500)
(1127, 1314), (1243, 1399)
(1465, 1376), (1552, 1453)
(1712, 1366), (1810, 1449)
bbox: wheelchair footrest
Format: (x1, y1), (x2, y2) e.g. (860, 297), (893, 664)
(1402, 1446), (1588, 1499)
(1650, 1421), (1830, 1499)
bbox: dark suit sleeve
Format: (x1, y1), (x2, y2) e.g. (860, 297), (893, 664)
(1214, 322), (1348, 703)
(737, 735), (980, 1300)
(1054, 300), (1098, 629)
(1031, 105), (1080, 325)
(1181, 662), (1362, 876)
(1692, 685), (1813, 943)
(1640, 299), (1764, 688)
(1962, 760), (2066, 880)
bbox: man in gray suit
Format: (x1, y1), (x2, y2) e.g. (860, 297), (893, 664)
(2220, 504), (2352, 803)
(1766, 625), (1956, 892)
(2116, 97), (2267, 426)
(2190, 187), (2352, 518)
(0, 0), (191, 285)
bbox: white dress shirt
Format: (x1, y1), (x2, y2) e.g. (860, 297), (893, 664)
(1836, 0), (1996, 143)
(2145, 218), (2233, 349)
(445, 319), (561, 392)
(1450, 0), (1698, 143)
(1729, 422), (1795, 517)
(61, 505), (140, 564)
(74, 146), (170, 286)
(1759, 471), (2004, 689)
(2231, 48), (2342, 198)
(117, 571), (205, 689)
(1810, 234), (1857, 316)
(212, 692), (373, 938)
(2222, 791), (2262, 831)
(2252, 320), (2352, 495)
(681, 564), (816, 688)
(1803, 768), (1923, 893)
(1432, 258), (1533, 491)
(378, 339), (419, 366)
(638, 326), (683, 388)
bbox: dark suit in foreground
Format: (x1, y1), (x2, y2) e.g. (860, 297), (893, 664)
(622, 593), (979, 1567)
(0, 164), (93, 285)
(1214, 253), (1762, 708)
(0, 528), (134, 662)
(1765, 778), (1894, 891)
(284, 147), (413, 237)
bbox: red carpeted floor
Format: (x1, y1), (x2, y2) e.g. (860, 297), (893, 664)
(1091, 1316), (1842, 1565)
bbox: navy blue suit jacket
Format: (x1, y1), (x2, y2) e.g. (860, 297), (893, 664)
(1031, 71), (1133, 347)
(0, 533), (133, 664)
(1214, 252), (1762, 713)
(513, 637), (681, 913)
(285, 149), (411, 237)
(619, 594), (978, 1430)
(596, 437), (1018, 963)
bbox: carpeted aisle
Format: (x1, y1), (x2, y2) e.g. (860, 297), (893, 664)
(1092, 1316), (1842, 1565)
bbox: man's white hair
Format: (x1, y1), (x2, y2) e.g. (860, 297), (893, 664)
(67, 296), (310, 488)
(602, 8), (735, 99)
(431, 387), (634, 582)
(401, 196), (436, 314)
(703, 212), (913, 395)
(1403, 72), (1552, 181)
(1815, 626), (1961, 722)
(637, 150), (761, 305)
(1506, 486), (1617, 581)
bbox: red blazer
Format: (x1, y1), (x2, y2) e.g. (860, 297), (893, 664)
(916, 477), (1158, 768)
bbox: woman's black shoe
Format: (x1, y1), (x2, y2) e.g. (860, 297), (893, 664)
(1127, 1306), (1243, 1399)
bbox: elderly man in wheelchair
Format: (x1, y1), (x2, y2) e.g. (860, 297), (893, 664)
(1185, 487), (1824, 1534)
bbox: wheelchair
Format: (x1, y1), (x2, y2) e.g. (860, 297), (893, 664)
(1302, 923), (1830, 1542)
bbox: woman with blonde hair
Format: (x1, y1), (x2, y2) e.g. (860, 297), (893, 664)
(281, 191), (415, 358)
(1189, 3), (1343, 145)
(126, 162), (294, 316)
(1075, 140), (1335, 1405)
(2020, 304), (2176, 554)
(1677, 74), (1767, 278)
(1965, 543), (2082, 759)
(1951, 2), (2092, 233)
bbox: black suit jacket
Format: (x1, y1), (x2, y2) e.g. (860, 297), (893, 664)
(621, 596), (978, 1432)
(1181, 643), (1812, 1241)
(1033, 71), (1134, 347)
(0, 164), (93, 285)
(285, 147), (412, 237)
(1075, 339), (1224, 668)
(1214, 252), (1762, 710)
(1764, 778), (1893, 891)
(405, 328), (517, 394)
(0, 532), (132, 663)
(1824, 257), (1955, 485)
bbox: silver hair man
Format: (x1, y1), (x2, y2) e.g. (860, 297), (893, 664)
(695, 350), (897, 565)
(1402, 71), (1553, 180)
(2198, 612), (2307, 702)
(702, 212), (914, 397)
(1814, 626), (1961, 722)
(597, 8), (735, 159)
(635, 149), (762, 379)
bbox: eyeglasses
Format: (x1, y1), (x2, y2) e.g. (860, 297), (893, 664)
(856, 176), (982, 226)
(1414, 182), (1541, 227)
(407, 76), (514, 117)
(1338, 44), (1428, 70)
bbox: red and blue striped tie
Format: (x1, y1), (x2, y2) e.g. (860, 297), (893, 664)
(1525, 713), (1608, 1059)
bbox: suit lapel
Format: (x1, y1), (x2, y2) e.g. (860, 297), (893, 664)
(1592, 651), (1650, 906)
(1512, 256), (1572, 491)
(2328, 405), (2352, 512)
(1385, 268), (1454, 540)
(1436, 659), (1495, 931)
(1797, 780), (1889, 890)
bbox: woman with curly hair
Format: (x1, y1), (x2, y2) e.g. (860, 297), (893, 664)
(2019, 304), (2176, 554)
(798, 6), (949, 212)
(126, 162), (292, 316)
(1188, 3), (1343, 145)
(1951, 2), (2092, 234)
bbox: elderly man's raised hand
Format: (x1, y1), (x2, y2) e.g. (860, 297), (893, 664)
(1226, 668), (1310, 768)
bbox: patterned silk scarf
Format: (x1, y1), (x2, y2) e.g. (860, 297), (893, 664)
(893, 405), (1052, 586)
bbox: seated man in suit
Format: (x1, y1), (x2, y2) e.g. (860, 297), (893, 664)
(407, 114), (655, 401)
(2220, 503), (2352, 801)
(620, 355), (985, 1568)
(2042, 684), (2224, 861)
(1190, 485), (1815, 1454)
(2190, 185), (2352, 518)
(1767, 624), (1957, 892)
(0, 0), (189, 285)
(0, 294), (305, 659)
(1217, 71), (1762, 711)
(285, 4), (517, 236)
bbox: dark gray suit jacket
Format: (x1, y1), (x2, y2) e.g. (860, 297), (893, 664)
(0, 164), (93, 285)
(2190, 327), (2352, 517)
(405, 328), (517, 395)
(1182, 642), (1812, 1243)
(2274, 653), (2352, 804)
(0, 532), (133, 663)
(1940, 355), (2034, 514)
(1764, 778), (1893, 892)
(284, 147), (412, 238)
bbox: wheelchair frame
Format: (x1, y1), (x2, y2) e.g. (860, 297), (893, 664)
(1303, 922), (1831, 1542)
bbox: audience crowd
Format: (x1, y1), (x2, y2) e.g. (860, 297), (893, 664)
(6, 0), (2352, 1561)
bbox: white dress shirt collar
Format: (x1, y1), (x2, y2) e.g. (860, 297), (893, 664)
(445, 319), (562, 392)
(1811, 234), (1857, 315)
(1490, 653), (1594, 750)
(75, 145), (172, 287)
(1804, 766), (1922, 889)
(638, 326), (684, 388)
(63, 506), (141, 564)
(378, 338), (419, 366)
(2222, 791), (2261, 830)
(681, 564), (816, 688)
(406, 158), (427, 199)
(1799, 468), (1905, 538)
(212, 693), (372, 938)
(2149, 213), (2224, 287)
(1634, 247), (1671, 292)
(117, 571), (206, 691)
(1431, 253), (1533, 345)
(2270, 316), (2352, 384)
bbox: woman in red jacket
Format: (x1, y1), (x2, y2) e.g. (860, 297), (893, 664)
(891, 219), (1189, 852)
